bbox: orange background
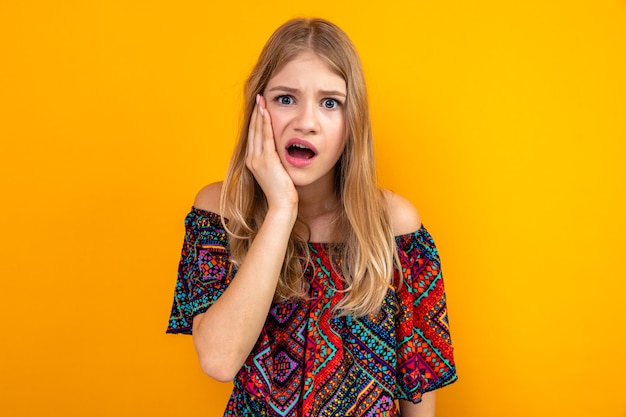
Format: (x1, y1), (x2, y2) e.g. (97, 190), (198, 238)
(1, 1), (625, 416)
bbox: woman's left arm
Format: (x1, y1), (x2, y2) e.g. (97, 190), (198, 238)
(399, 392), (436, 417)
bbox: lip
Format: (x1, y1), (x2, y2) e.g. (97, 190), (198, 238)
(284, 138), (318, 167)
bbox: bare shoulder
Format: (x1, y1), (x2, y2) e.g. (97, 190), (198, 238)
(382, 189), (422, 236)
(193, 181), (223, 214)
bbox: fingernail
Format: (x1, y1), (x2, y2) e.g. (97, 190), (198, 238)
(256, 94), (260, 105)
(260, 107), (265, 117)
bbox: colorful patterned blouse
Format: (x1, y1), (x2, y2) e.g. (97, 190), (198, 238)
(167, 208), (457, 416)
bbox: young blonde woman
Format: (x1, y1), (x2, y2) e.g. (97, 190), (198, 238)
(167, 18), (457, 416)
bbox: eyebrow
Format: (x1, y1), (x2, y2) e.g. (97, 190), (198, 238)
(266, 85), (347, 97)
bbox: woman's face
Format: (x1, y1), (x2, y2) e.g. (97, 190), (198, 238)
(263, 51), (347, 190)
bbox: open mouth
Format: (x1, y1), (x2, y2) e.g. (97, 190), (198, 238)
(287, 143), (316, 160)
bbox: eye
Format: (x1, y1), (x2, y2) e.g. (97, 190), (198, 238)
(322, 98), (341, 109)
(276, 95), (294, 105)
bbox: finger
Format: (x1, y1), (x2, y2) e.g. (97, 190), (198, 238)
(247, 97), (260, 157)
(259, 97), (275, 153)
(247, 108), (257, 157)
(254, 99), (265, 154)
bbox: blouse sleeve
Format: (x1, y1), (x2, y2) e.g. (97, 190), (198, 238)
(166, 208), (233, 334)
(394, 226), (457, 403)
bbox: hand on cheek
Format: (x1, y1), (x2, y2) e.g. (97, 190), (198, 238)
(246, 94), (298, 212)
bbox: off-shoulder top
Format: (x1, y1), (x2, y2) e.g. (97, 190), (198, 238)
(167, 208), (457, 416)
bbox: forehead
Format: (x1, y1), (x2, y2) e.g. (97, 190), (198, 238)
(266, 52), (346, 92)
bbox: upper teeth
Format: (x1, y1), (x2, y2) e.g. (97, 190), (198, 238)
(292, 143), (308, 149)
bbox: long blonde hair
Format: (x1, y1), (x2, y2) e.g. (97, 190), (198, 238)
(220, 18), (397, 317)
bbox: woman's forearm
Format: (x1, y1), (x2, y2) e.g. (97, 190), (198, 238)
(191, 207), (297, 381)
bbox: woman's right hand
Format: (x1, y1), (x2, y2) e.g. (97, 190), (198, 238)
(246, 94), (299, 214)
(191, 97), (300, 382)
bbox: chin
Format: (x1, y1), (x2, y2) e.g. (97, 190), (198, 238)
(287, 174), (316, 189)
(290, 178), (314, 188)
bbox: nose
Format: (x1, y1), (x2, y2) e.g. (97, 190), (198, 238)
(293, 101), (319, 134)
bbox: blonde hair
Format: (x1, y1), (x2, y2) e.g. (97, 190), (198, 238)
(220, 18), (397, 316)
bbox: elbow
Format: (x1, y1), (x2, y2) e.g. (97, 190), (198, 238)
(198, 355), (240, 383)
(192, 315), (243, 382)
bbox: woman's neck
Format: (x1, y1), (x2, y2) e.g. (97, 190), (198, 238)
(295, 179), (343, 243)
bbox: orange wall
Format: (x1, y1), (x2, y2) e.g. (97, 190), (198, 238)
(1, 1), (625, 416)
